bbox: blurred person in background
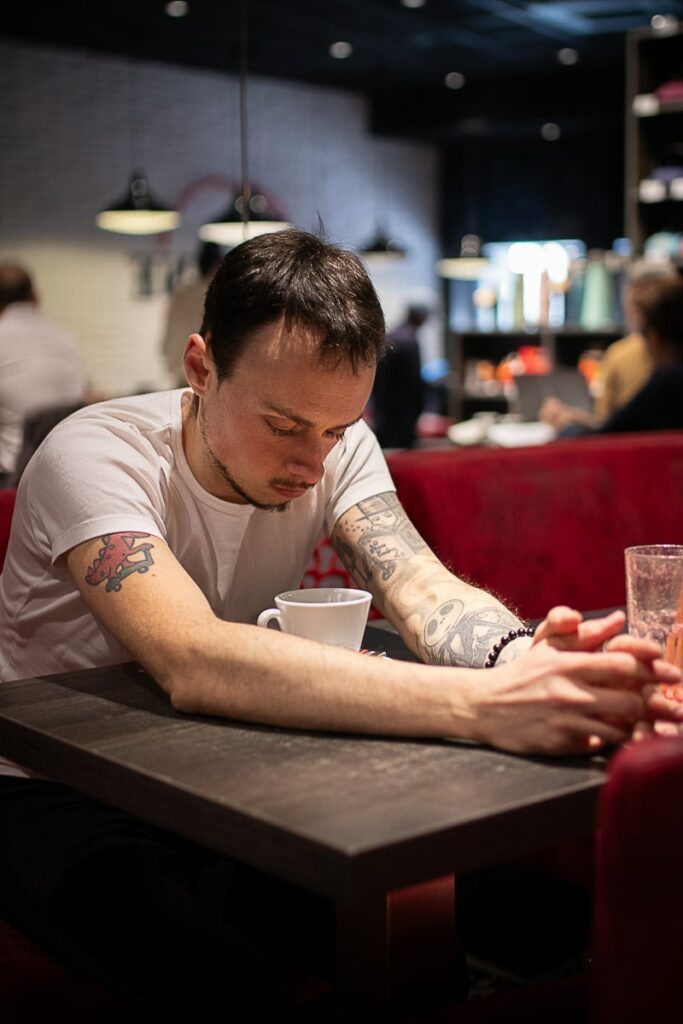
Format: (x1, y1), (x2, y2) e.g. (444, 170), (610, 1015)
(541, 262), (677, 433)
(548, 274), (683, 437)
(0, 265), (88, 486)
(371, 303), (428, 449)
(161, 241), (223, 387)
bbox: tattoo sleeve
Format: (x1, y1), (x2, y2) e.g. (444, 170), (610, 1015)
(85, 532), (155, 593)
(332, 492), (428, 588)
(423, 600), (522, 667)
(333, 492), (523, 667)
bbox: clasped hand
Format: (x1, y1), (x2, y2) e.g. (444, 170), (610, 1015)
(472, 606), (683, 755)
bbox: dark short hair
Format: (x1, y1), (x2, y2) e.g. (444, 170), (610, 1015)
(200, 229), (386, 379)
(198, 241), (223, 278)
(0, 265), (34, 307)
(639, 276), (683, 356)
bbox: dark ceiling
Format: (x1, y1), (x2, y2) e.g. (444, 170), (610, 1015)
(3, 1), (682, 141)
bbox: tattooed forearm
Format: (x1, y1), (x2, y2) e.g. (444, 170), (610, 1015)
(85, 532), (155, 593)
(332, 492), (427, 587)
(333, 493), (525, 667)
(423, 600), (521, 667)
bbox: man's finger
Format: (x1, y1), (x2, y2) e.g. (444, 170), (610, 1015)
(556, 715), (631, 752)
(569, 611), (626, 650)
(533, 606), (582, 643)
(643, 684), (683, 723)
(581, 685), (644, 723)
(605, 634), (662, 660)
(574, 610), (626, 647)
(631, 720), (654, 742)
(536, 609), (627, 652)
(573, 650), (681, 690)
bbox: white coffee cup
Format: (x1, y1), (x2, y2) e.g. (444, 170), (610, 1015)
(257, 587), (372, 650)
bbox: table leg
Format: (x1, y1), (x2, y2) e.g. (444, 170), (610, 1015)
(336, 874), (457, 1021)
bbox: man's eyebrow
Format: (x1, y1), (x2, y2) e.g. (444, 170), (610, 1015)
(264, 404), (363, 431)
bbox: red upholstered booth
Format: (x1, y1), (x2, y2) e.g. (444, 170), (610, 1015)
(386, 431), (683, 621)
(414, 737), (683, 1024)
(0, 489), (16, 572)
(592, 735), (683, 1024)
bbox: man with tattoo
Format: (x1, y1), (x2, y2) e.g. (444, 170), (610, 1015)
(0, 230), (680, 1017)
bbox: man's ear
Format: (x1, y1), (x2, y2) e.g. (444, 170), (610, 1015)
(183, 333), (213, 397)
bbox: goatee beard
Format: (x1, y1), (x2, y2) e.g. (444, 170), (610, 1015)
(206, 445), (290, 512)
(198, 409), (290, 512)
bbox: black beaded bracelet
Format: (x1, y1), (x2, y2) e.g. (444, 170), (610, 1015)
(484, 626), (535, 668)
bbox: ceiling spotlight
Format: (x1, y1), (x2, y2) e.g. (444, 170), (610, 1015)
(541, 122), (561, 141)
(401, 0), (427, 7)
(165, 1), (189, 16)
(557, 47), (578, 65)
(445, 71), (465, 90)
(651, 14), (678, 32)
(329, 41), (353, 59)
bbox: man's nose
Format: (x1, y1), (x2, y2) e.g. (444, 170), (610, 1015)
(285, 438), (325, 485)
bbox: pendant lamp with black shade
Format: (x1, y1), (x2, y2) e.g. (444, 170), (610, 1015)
(96, 171), (180, 235)
(359, 226), (407, 263)
(95, 59), (180, 237)
(199, 0), (289, 247)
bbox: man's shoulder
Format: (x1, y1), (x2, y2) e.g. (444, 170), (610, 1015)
(35, 390), (183, 459)
(65, 388), (182, 420)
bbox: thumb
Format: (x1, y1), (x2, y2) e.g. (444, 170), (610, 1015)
(534, 606), (582, 642)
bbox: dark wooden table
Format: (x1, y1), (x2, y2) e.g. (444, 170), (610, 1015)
(0, 625), (607, 1018)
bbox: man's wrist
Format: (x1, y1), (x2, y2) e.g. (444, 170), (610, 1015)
(484, 627), (535, 668)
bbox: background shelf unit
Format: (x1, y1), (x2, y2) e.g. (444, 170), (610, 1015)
(625, 24), (683, 254)
(447, 328), (624, 420)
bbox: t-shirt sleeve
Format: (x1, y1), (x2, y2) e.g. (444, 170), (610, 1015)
(324, 419), (395, 533)
(25, 411), (168, 564)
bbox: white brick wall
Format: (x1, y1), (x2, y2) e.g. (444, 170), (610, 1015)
(1, 41), (441, 395)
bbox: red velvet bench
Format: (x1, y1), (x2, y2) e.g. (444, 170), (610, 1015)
(386, 431), (683, 620)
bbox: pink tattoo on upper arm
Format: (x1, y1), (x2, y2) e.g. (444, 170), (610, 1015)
(85, 533), (155, 592)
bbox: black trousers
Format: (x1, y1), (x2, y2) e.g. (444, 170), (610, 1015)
(0, 777), (335, 1021)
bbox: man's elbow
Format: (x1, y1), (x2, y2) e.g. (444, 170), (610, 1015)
(142, 652), (205, 715)
(168, 685), (201, 715)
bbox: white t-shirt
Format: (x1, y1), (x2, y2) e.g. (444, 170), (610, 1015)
(0, 303), (88, 474)
(0, 388), (393, 669)
(0, 389), (394, 775)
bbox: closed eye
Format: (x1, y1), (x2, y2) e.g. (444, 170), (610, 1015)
(267, 422), (297, 437)
(265, 419), (346, 442)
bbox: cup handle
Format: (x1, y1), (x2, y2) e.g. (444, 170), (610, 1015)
(257, 608), (282, 631)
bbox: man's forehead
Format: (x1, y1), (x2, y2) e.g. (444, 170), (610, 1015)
(240, 317), (369, 379)
(248, 317), (325, 360)
(227, 319), (374, 425)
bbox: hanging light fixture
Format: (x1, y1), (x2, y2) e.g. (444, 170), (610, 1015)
(356, 143), (407, 263)
(198, 191), (288, 245)
(95, 171), (180, 235)
(435, 256), (489, 279)
(436, 234), (489, 278)
(95, 60), (180, 236)
(359, 227), (407, 263)
(200, 0), (289, 246)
